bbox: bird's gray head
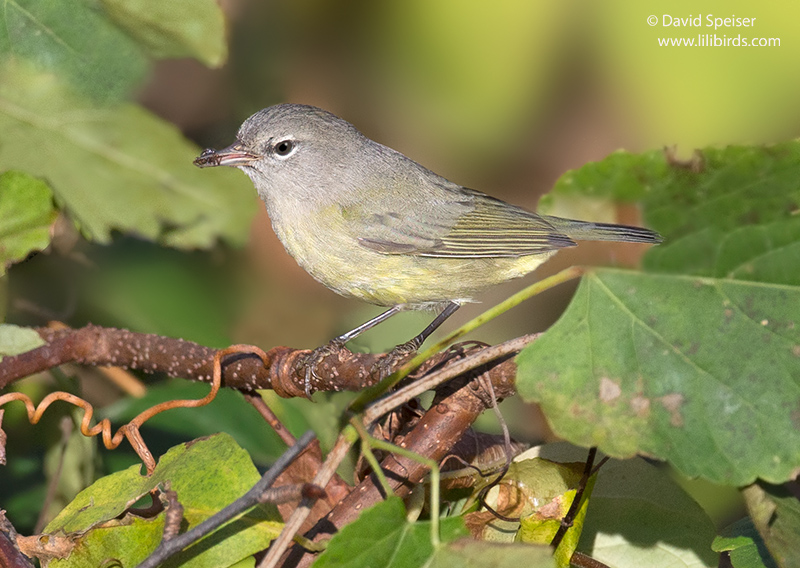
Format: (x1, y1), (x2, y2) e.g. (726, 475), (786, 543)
(194, 104), (375, 205)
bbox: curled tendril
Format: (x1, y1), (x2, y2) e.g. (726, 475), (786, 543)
(0, 344), (269, 475)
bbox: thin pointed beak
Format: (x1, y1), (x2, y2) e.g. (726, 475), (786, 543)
(193, 144), (261, 168)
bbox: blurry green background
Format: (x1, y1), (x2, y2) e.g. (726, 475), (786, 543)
(2, 0), (799, 532)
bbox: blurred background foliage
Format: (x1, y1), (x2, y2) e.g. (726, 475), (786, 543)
(1, 0), (798, 535)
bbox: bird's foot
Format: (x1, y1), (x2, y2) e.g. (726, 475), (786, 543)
(302, 339), (348, 398)
(371, 338), (421, 380)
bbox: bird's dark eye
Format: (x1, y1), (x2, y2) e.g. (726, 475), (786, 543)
(274, 140), (295, 156)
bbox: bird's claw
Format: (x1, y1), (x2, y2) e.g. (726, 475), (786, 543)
(371, 340), (419, 380)
(302, 339), (347, 398)
(301, 337), (420, 396)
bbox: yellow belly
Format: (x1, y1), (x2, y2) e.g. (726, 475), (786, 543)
(275, 220), (553, 307)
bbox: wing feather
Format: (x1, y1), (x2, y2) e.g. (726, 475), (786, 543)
(354, 189), (576, 258)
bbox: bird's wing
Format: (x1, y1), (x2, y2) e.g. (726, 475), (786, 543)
(352, 188), (577, 258)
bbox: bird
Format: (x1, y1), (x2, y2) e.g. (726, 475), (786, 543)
(195, 104), (661, 386)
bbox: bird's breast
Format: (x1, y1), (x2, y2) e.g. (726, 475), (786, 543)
(265, 199), (554, 307)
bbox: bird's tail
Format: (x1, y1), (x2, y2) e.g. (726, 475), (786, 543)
(542, 215), (663, 244)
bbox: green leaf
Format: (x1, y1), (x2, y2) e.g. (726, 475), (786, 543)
(713, 518), (778, 568)
(0, 61), (255, 248)
(314, 496), (472, 568)
(743, 482), (800, 568)
(43, 434), (281, 568)
(711, 219), (800, 286)
(544, 148), (668, 206)
(429, 539), (555, 568)
(100, 0), (228, 67)
(532, 443), (717, 568)
(0, 0), (148, 102)
(0, 323), (45, 358)
(641, 143), (800, 283)
(543, 142), (800, 285)
(315, 496), (554, 568)
(0, 171), (57, 273)
(516, 269), (800, 485)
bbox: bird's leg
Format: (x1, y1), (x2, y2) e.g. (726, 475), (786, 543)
(303, 305), (405, 396)
(397, 301), (460, 353)
(303, 302), (460, 395)
(372, 302), (461, 379)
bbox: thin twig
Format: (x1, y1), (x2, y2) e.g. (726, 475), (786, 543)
(243, 391), (298, 447)
(260, 335), (530, 566)
(549, 447), (597, 551)
(161, 490), (183, 541)
(257, 432), (356, 568)
(0, 410), (6, 466)
(364, 334), (538, 424)
(243, 390), (352, 529)
(473, 372), (517, 522)
(571, 551), (612, 568)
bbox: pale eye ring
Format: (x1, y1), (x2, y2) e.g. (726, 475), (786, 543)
(274, 139), (295, 157)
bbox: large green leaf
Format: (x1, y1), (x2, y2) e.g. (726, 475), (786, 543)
(525, 142), (800, 484)
(0, 61), (255, 248)
(516, 269), (800, 486)
(44, 434), (281, 568)
(0, 171), (57, 273)
(543, 142), (800, 285)
(100, 0), (227, 66)
(315, 496), (551, 568)
(543, 148), (667, 206)
(641, 143), (800, 282)
(0, 0), (148, 102)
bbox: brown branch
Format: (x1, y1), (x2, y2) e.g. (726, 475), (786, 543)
(0, 326), (529, 478)
(1, 325), (530, 402)
(1, 324), (534, 558)
(0, 343), (271, 473)
(0, 325), (414, 397)
(0, 512), (34, 568)
(283, 347), (520, 567)
(244, 391), (351, 530)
